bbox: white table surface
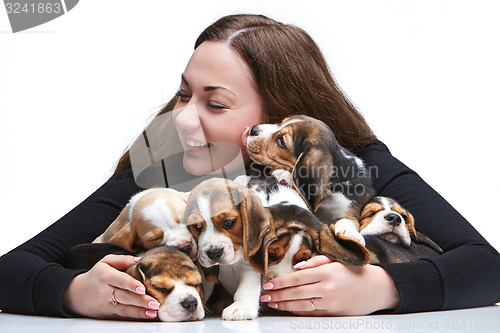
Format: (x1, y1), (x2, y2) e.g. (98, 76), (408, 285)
(1, 305), (499, 333)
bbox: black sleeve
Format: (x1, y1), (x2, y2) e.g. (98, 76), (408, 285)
(0, 169), (142, 316)
(357, 142), (500, 313)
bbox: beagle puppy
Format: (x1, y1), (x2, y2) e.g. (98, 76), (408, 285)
(184, 178), (270, 320)
(57, 244), (205, 321)
(93, 188), (196, 258)
(360, 196), (417, 248)
(359, 196), (443, 263)
(244, 115), (374, 246)
(252, 204), (370, 283)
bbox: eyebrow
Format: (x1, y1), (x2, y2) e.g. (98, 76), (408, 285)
(181, 74), (236, 97)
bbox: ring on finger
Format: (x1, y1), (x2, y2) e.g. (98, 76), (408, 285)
(111, 288), (118, 306)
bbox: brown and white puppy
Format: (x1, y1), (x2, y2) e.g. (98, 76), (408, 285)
(243, 115), (374, 246)
(359, 197), (443, 263)
(184, 178), (270, 320)
(360, 196), (417, 248)
(128, 246), (205, 321)
(57, 244), (205, 321)
(93, 188), (196, 258)
(250, 204), (370, 283)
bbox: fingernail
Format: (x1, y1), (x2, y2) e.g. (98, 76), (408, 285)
(293, 261), (306, 269)
(136, 287), (146, 295)
(134, 257), (142, 262)
(262, 282), (274, 290)
(148, 301), (160, 310)
(145, 310), (157, 318)
(260, 294), (271, 302)
(268, 302), (278, 309)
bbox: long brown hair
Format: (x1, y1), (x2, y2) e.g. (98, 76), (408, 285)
(115, 14), (377, 175)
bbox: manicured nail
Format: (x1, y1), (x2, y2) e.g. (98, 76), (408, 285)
(145, 310), (157, 318)
(262, 282), (274, 290)
(136, 287), (146, 295)
(260, 294), (271, 302)
(148, 301), (160, 310)
(134, 257), (142, 262)
(268, 302), (278, 309)
(293, 261), (306, 269)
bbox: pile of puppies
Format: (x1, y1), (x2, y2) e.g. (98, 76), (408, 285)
(58, 115), (442, 321)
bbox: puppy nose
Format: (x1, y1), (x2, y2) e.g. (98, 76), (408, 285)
(178, 242), (192, 255)
(385, 213), (402, 226)
(249, 125), (259, 136)
(181, 297), (198, 313)
(206, 248), (223, 261)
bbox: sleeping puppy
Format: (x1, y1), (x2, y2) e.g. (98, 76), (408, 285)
(359, 196), (443, 263)
(243, 115), (374, 246)
(252, 204), (370, 283)
(184, 178), (270, 320)
(57, 244), (205, 321)
(93, 188), (196, 258)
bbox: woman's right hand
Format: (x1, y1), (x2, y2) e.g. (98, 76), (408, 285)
(62, 254), (160, 320)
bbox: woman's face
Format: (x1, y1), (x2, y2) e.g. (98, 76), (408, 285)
(173, 41), (263, 176)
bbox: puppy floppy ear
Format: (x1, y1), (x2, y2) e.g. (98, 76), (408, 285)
(234, 186), (273, 262)
(127, 261), (152, 283)
(248, 231), (277, 275)
(314, 224), (370, 266)
(414, 231), (444, 254)
(404, 211), (418, 242)
(292, 148), (333, 212)
(110, 220), (164, 253)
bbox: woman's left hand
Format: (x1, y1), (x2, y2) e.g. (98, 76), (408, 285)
(259, 255), (400, 316)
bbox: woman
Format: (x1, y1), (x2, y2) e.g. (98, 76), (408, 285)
(0, 14), (499, 320)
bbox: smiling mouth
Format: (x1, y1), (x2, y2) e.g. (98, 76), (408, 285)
(185, 138), (212, 149)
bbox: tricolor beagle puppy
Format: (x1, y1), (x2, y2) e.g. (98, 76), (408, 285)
(57, 244), (205, 321)
(359, 197), (443, 263)
(93, 188), (196, 258)
(184, 178), (270, 320)
(255, 204), (370, 283)
(243, 115), (374, 246)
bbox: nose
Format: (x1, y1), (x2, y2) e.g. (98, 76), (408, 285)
(174, 104), (201, 131)
(178, 242), (192, 255)
(249, 125), (260, 136)
(206, 248), (223, 261)
(181, 297), (198, 313)
(385, 213), (402, 226)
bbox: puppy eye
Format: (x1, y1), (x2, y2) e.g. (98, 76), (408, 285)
(222, 219), (236, 229)
(401, 213), (408, 222)
(268, 252), (277, 261)
(365, 212), (375, 218)
(156, 287), (173, 294)
(276, 134), (287, 149)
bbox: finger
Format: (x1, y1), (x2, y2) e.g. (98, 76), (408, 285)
(268, 298), (326, 313)
(112, 303), (158, 320)
(260, 283), (322, 303)
(263, 266), (322, 290)
(107, 269), (146, 295)
(293, 255), (334, 270)
(113, 288), (160, 311)
(99, 254), (142, 271)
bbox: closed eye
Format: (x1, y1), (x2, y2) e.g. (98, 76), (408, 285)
(155, 286), (174, 294)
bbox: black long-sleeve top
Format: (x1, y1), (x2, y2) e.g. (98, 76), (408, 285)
(1, 142), (499, 316)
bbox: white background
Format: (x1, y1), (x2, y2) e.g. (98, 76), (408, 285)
(1, 0), (499, 256)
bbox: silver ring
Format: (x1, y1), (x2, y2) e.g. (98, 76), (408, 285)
(111, 289), (118, 306)
(310, 298), (317, 311)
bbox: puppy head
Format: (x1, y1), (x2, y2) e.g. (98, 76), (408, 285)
(246, 115), (339, 211)
(255, 205), (369, 278)
(359, 196), (417, 247)
(127, 246), (204, 322)
(109, 188), (196, 258)
(184, 178), (271, 267)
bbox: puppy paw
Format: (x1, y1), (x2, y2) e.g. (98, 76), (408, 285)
(271, 169), (292, 186)
(334, 219), (366, 246)
(222, 301), (258, 321)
